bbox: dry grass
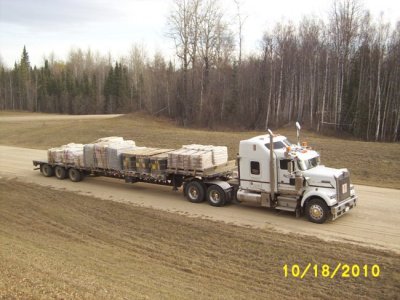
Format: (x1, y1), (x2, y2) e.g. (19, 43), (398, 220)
(0, 110), (49, 116)
(0, 179), (399, 299)
(0, 112), (398, 188)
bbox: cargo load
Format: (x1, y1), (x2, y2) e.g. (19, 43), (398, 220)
(82, 137), (136, 170)
(168, 144), (228, 170)
(48, 143), (84, 167)
(64, 144), (84, 167)
(83, 144), (96, 168)
(121, 148), (173, 173)
(150, 152), (171, 179)
(167, 148), (196, 170)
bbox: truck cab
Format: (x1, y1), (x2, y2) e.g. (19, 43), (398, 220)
(236, 132), (357, 223)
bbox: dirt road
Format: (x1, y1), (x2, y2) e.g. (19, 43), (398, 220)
(1, 145), (399, 253)
(3, 179), (399, 299)
(0, 114), (123, 122)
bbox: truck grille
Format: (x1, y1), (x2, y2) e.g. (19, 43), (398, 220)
(337, 171), (351, 202)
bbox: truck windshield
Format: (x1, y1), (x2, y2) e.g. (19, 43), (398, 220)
(297, 156), (320, 171)
(265, 139), (292, 150)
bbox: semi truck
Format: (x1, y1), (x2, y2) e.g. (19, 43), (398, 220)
(32, 124), (357, 224)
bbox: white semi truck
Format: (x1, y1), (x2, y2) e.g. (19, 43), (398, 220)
(33, 124), (357, 224)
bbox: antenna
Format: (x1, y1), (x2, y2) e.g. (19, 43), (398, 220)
(295, 122), (301, 146)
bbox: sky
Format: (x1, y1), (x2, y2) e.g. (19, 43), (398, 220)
(0, 0), (398, 68)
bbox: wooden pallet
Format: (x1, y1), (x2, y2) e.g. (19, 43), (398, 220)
(166, 160), (236, 178)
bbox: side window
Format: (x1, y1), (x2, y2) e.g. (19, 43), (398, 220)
(250, 161), (260, 175)
(280, 159), (290, 170)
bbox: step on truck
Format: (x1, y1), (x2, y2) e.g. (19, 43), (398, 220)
(33, 124), (357, 224)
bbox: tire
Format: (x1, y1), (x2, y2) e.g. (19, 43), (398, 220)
(68, 168), (82, 182)
(184, 181), (206, 203)
(206, 185), (226, 207)
(41, 164), (54, 177)
(305, 198), (330, 224)
(54, 166), (67, 180)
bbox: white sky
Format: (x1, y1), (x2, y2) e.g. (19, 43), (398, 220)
(0, 0), (398, 67)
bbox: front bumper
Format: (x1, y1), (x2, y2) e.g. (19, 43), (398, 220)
(331, 195), (357, 221)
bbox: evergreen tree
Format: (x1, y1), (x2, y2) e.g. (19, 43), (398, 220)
(19, 46), (31, 110)
(104, 65), (115, 113)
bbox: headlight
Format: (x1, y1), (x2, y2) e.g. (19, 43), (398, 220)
(329, 194), (336, 199)
(350, 185), (355, 196)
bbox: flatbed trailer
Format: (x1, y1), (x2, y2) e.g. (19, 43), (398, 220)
(32, 159), (238, 206)
(32, 126), (358, 223)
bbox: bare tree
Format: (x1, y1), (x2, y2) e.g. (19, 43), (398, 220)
(168, 0), (202, 124)
(233, 0), (246, 65)
(126, 44), (147, 111)
(329, 0), (361, 128)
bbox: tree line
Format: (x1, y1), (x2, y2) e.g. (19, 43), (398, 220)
(0, 0), (399, 142)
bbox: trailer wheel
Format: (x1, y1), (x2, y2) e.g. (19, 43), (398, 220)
(68, 168), (82, 182)
(184, 181), (205, 203)
(305, 198), (330, 224)
(41, 164), (54, 177)
(54, 166), (67, 179)
(206, 185), (226, 207)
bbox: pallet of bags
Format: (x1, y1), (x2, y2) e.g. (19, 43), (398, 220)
(210, 146), (228, 165)
(63, 143), (84, 167)
(48, 143), (84, 166)
(121, 147), (152, 172)
(91, 138), (136, 170)
(150, 151), (174, 178)
(88, 136), (125, 169)
(47, 146), (65, 164)
(183, 144), (228, 167)
(121, 147), (148, 171)
(137, 149), (173, 174)
(121, 148), (172, 173)
(94, 141), (109, 169)
(167, 148), (196, 170)
(188, 149), (213, 170)
(83, 144), (96, 168)
(106, 140), (137, 170)
(90, 136), (124, 169)
(168, 144), (228, 171)
(183, 145), (214, 169)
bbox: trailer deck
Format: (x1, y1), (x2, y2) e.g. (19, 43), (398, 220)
(33, 159), (236, 181)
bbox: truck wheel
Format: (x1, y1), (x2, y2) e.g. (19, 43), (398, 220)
(305, 198), (330, 224)
(206, 185), (226, 207)
(68, 168), (82, 182)
(41, 164), (54, 177)
(184, 181), (205, 203)
(54, 166), (67, 179)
